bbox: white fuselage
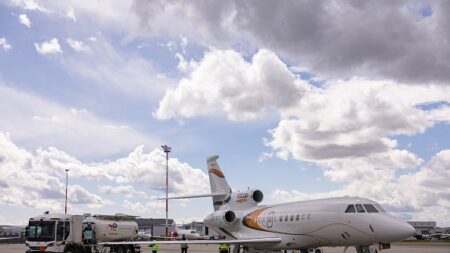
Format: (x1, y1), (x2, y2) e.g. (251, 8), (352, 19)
(205, 197), (414, 250)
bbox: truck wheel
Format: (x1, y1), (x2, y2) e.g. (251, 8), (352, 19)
(117, 246), (125, 253)
(64, 246), (75, 253)
(125, 246), (135, 253)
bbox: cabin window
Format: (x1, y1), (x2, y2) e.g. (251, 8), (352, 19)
(279, 216), (283, 222)
(301, 214), (305, 220)
(345, 205), (356, 213)
(290, 215), (294, 221)
(296, 214), (300, 221)
(284, 215), (288, 221)
(363, 204), (379, 213)
(355, 204), (366, 213)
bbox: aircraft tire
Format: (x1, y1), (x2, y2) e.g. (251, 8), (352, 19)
(315, 248), (323, 253)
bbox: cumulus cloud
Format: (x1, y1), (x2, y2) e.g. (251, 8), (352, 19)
(0, 38), (12, 51)
(265, 78), (450, 164)
(271, 150), (450, 224)
(155, 49), (307, 121)
(156, 49), (450, 203)
(0, 82), (159, 158)
(128, 1), (450, 84)
(66, 38), (90, 52)
(0, 132), (209, 213)
(33, 143), (209, 196)
(34, 38), (62, 55)
(254, 77), (450, 224)
(0, 133), (104, 210)
(18, 13), (31, 28)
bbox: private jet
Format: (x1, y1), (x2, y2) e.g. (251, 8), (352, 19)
(170, 222), (204, 240)
(104, 155), (415, 253)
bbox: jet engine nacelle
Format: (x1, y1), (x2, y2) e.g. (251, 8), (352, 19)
(231, 189), (264, 208)
(204, 210), (238, 228)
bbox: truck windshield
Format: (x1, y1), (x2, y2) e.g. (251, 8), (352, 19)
(27, 221), (55, 242)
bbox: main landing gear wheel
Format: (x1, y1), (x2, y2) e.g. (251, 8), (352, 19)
(315, 249), (323, 253)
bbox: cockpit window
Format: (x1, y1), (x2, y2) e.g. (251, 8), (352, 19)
(363, 204), (379, 213)
(345, 205), (356, 213)
(355, 204), (366, 213)
(374, 204), (386, 212)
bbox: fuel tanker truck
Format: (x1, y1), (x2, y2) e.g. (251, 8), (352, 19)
(25, 212), (140, 253)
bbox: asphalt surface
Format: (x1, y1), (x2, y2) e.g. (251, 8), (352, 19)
(1, 242), (449, 253)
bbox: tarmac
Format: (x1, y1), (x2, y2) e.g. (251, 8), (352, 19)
(1, 242), (450, 253)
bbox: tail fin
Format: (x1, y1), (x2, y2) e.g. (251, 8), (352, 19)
(207, 155), (232, 211)
(157, 155), (231, 211)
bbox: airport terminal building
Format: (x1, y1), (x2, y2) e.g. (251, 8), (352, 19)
(135, 218), (175, 236)
(408, 221), (437, 235)
(407, 221), (450, 236)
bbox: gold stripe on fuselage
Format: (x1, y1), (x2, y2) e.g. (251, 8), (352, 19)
(242, 207), (271, 232)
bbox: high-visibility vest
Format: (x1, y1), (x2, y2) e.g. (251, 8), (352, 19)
(150, 244), (159, 251)
(219, 243), (230, 250)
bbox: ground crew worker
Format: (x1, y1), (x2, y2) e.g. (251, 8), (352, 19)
(219, 243), (230, 253)
(150, 243), (159, 253)
(180, 234), (188, 253)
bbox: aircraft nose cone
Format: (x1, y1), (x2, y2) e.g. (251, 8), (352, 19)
(375, 217), (416, 242)
(404, 222), (416, 238)
(387, 220), (415, 241)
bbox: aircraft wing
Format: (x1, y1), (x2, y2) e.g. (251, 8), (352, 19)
(101, 237), (282, 245)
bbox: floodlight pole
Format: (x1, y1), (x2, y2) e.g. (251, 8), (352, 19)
(162, 145), (172, 238)
(65, 169), (69, 214)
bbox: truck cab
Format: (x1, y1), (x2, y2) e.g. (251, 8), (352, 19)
(25, 213), (83, 253)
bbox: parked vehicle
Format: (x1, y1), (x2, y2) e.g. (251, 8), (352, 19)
(25, 212), (140, 253)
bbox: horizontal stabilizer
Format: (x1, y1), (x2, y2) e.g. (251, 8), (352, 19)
(101, 237), (282, 245)
(157, 192), (228, 200)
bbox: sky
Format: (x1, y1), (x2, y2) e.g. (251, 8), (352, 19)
(1, 0), (450, 227)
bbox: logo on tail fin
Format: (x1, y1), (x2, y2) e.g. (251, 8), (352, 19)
(207, 155), (232, 211)
(209, 167), (225, 178)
